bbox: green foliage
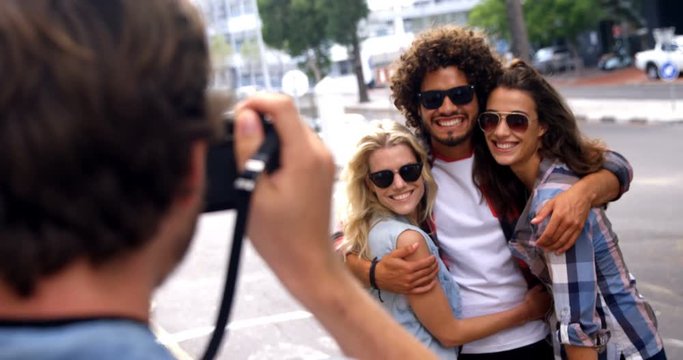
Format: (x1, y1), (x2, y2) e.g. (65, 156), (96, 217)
(240, 39), (259, 61)
(469, 0), (605, 47)
(469, 0), (509, 39)
(258, 0), (329, 56)
(259, 0), (369, 50)
(209, 34), (233, 67)
(599, 0), (645, 28)
(319, 0), (369, 46)
(258, 0), (370, 100)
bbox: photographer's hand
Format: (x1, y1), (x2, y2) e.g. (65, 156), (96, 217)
(234, 94), (435, 360)
(234, 94), (336, 291)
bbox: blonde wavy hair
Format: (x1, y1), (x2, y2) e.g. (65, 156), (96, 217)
(340, 120), (437, 260)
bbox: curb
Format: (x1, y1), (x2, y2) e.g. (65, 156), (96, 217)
(345, 105), (683, 125)
(575, 115), (683, 125)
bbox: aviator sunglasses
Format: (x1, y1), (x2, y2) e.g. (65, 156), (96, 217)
(477, 111), (530, 134)
(418, 85), (476, 109)
(368, 163), (423, 189)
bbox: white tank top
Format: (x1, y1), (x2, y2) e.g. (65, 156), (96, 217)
(432, 155), (548, 354)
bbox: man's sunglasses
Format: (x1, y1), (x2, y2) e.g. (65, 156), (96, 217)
(477, 111), (530, 133)
(417, 85), (475, 109)
(368, 163), (423, 189)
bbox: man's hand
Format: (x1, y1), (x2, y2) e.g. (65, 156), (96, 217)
(531, 186), (591, 255)
(375, 243), (438, 294)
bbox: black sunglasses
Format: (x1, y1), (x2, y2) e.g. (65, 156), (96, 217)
(368, 163), (423, 189)
(477, 111), (530, 133)
(418, 85), (475, 109)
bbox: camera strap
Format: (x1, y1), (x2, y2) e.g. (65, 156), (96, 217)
(201, 118), (280, 360)
(200, 188), (250, 360)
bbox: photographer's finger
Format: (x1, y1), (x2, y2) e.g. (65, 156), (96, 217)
(234, 108), (264, 172)
(237, 94), (305, 148)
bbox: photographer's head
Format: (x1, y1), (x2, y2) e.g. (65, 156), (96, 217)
(0, 0), (210, 301)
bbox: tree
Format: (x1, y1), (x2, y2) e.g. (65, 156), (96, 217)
(525, 0), (604, 53)
(209, 34), (233, 68)
(505, 0), (531, 62)
(240, 39), (260, 86)
(258, 0), (370, 103)
(319, 0), (370, 103)
(258, 0), (330, 82)
(469, 0), (510, 41)
(209, 34), (234, 87)
(600, 0), (646, 29)
(470, 0), (605, 57)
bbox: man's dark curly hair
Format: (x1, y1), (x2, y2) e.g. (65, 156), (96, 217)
(390, 25), (503, 140)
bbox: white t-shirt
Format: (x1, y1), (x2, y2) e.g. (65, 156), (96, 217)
(432, 154), (548, 354)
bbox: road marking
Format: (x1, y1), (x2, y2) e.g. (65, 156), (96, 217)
(664, 338), (683, 349)
(633, 177), (681, 186)
(150, 320), (195, 360)
(160, 310), (314, 344)
(636, 282), (683, 301)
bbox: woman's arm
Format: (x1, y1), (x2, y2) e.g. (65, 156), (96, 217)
(397, 231), (551, 347)
(533, 190), (604, 359)
(564, 345), (598, 360)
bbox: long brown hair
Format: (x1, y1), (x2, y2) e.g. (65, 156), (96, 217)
(474, 60), (606, 219)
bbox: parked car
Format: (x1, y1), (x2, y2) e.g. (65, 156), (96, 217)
(532, 46), (576, 74)
(634, 35), (683, 79)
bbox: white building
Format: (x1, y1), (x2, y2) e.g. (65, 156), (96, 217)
(193, 0), (296, 90)
(194, 0), (481, 89)
(330, 0), (482, 87)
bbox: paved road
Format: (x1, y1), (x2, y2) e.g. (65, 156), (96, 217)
(558, 83), (683, 100)
(582, 122), (683, 360)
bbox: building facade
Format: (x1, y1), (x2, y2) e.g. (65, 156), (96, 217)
(195, 0), (483, 90)
(193, 0), (295, 91)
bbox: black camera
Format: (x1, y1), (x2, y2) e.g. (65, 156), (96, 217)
(203, 112), (279, 212)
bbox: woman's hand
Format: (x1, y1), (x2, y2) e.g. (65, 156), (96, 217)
(522, 285), (552, 323)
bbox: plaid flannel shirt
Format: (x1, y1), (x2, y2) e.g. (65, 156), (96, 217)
(510, 158), (663, 360)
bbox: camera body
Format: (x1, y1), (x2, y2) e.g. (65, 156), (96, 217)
(204, 116), (237, 212)
(203, 113), (279, 212)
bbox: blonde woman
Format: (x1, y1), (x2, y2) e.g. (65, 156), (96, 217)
(340, 120), (551, 359)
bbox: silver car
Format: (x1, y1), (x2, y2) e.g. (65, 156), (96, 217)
(532, 46), (576, 74)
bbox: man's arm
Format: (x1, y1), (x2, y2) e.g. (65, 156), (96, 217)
(533, 150), (633, 253)
(234, 94), (436, 359)
(344, 245), (439, 294)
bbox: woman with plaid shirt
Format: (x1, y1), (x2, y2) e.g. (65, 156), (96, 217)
(475, 59), (666, 360)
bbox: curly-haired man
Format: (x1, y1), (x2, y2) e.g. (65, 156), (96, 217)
(345, 25), (634, 359)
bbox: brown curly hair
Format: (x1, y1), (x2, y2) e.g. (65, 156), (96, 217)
(390, 25), (503, 141)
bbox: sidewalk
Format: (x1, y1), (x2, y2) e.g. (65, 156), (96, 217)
(340, 67), (683, 124)
(550, 67), (683, 123)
